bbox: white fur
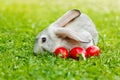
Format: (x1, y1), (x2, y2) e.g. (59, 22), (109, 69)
(33, 9), (98, 55)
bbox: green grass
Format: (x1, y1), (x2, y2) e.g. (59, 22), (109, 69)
(0, 0), (120, 80)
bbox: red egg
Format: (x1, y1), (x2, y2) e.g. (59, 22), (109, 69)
(70, 47), (86, 60)
(86, 46), (100, 57)
(54, 47), (69, 58)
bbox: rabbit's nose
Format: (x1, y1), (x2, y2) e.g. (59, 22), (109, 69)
(33, 46), (39, 55)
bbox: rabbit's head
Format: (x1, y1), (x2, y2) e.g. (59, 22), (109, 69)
(33, 27), (59, 54)
(33, 9), (96, 55)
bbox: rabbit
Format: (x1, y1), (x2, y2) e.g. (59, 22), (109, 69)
(33, 9), (98, 55)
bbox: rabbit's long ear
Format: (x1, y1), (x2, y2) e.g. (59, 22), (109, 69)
(55, 28), (91, 43)
(55, 9), (81, 27)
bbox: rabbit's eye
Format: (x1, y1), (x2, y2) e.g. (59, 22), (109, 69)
(41, 37), (46, 43)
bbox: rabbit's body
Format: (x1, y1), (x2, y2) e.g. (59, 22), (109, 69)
(33, 9), (98, 55)
(53, 13), (98, 44)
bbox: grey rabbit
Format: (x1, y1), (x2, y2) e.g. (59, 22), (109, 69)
(33, 9), (98, 55)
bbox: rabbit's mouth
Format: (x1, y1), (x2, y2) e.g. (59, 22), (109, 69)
(41, 46), (54, 53)
(42, 47), (47, 52)
(41, 47), (51, 53)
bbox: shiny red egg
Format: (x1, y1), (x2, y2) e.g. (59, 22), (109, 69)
(54, 47), (69, 58)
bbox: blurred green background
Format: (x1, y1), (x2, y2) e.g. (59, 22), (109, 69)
(0, 0), (120, 80)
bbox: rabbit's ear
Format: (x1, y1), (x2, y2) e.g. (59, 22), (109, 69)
(55, 28), (91, 43)
(55, 9), (81, 27)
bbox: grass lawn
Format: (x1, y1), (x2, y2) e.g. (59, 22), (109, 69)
(0, 0), (120, 80)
